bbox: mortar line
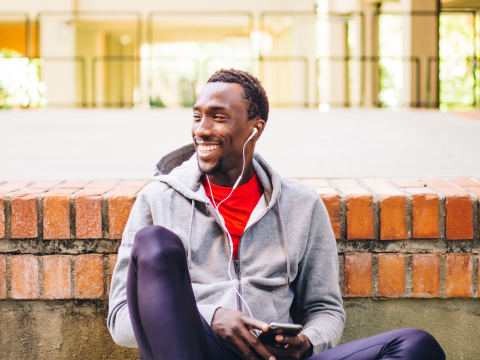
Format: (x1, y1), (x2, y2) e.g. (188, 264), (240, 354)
(5, 193), (14, 240)
(473, 255), (478, 298)
(405, 254), (413, 298)
(37, 194), (44, 241)
(326, 179), (347, 241)
(6, 255), (11, 299)
(71, 256), (76, 299)
(440, 254), (446, 298)
(357, 179), (380, 241)
(372, 254), (378, 298)
(38, 256), (44, 299)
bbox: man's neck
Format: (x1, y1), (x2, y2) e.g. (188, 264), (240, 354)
(205, 162), (255, 188)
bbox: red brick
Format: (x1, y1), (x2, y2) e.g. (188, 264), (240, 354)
(341, 188), (374, 240)
(75, 189), (109, 239)
(330, 179), (360, 188)
(433, 187), (473, 240)
(375, 189), (407, 240)
(0, 255), (6, 299)
(109, 188), (141, 239)
(344, 253), (372, 297)
(390, 178), (423, 188)
(447, 178), (480, 188)
(43, 255), (71, 299)
(412, 254), (440, 298)
(419, 178), (451, 187)
(317, 189), (341, 239)
(0, 193), (5, 239)
(118, 180), (149, 188)
(378, 254), (406, 297)
(405, 188), (439, 238)
(58, 180), (91, 189)
(10, 189), (46, 239)
(107, 254), (118, 294)
(87, 180), (120, 189)
(301, 179), (330, 188)
(11, 255), (39, 299)
(0, 182), (34, 238)
(446, 254), (473, 298)
(75, 254), (104, 299)
(0, 180), (33, 192)
(29, 180), (63, 189)
(43, 189), (77, 240)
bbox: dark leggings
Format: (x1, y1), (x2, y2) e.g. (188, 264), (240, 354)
(127, 226), (445, 360)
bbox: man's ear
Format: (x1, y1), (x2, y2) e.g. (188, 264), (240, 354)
(252, 119), (266, 140)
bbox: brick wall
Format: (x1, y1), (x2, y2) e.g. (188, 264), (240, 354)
(0, 178), (479, 300)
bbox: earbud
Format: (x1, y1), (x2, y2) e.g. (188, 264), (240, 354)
(246, 128), (258, 142)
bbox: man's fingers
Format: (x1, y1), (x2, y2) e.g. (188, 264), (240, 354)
(238, 326), (276, 360)
(265, 344), (300, 359)
(235, 341), (263, 360)
(274, 335), (303, 346)
(243, 316), (269, 332)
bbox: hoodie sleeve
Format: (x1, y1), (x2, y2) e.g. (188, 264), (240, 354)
(294, 197), (345, 355)
(107, 190), (153, 347)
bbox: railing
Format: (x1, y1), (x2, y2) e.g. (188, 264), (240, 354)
(1, 10), (479, 109)
(38, 56), (87, 108)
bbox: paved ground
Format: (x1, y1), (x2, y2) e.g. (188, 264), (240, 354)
(1, 108), (479, 180)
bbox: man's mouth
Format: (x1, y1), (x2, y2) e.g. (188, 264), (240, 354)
(198, 144), (219, 154)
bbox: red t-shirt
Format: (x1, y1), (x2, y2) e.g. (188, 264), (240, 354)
(201, 174), (264, 259)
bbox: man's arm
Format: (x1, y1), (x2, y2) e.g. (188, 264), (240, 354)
(107, 190), (153, 347)
(293, 196), (345, 355)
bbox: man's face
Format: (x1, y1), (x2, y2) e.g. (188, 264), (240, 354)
(192, 82), (252, 175)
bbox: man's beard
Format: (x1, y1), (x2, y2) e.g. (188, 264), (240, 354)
(198, 148), (238, 176)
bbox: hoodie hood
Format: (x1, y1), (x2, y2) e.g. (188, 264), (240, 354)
(152, 143), (282, 208)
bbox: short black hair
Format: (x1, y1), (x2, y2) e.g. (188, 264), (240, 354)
(207, 69), (269, 122)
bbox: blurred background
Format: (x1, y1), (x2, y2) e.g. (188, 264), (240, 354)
(1, 0), (479, 111)
(1, 0), (480, 180)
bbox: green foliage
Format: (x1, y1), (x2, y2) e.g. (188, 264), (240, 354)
(0, 50), (46, 109)
(439, 14), (476, 110)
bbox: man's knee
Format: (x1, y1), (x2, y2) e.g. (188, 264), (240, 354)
(132, 225), (185, 267)
(396, 328), (445, 360)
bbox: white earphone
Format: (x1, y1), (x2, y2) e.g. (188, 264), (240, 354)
(205, 127), (258, 319)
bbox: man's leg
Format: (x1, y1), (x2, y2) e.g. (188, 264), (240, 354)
(126, 225), (232, 360)
(311, 328), (445, 360)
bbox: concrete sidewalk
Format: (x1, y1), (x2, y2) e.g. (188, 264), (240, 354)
(1, 108), (479, 179)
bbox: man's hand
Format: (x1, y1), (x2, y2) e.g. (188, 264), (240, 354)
(264, 333), (313, 360)
(211, 308), (276, 360)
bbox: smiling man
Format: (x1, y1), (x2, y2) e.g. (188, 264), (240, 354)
(107, 69), (445, 360)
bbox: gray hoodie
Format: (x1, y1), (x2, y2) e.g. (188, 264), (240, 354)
(107, 144), (345, 355)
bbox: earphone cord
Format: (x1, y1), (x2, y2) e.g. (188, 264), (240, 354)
(205, 134), (255, 320)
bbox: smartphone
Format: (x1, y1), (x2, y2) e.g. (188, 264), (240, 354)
(258, 322), (303, 345)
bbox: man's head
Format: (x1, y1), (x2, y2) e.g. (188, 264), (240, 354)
(192, 69), (269, 177)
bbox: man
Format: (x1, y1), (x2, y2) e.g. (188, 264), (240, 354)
(108, 69), (445, 360)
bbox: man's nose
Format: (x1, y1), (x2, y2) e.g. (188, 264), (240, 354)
(194, 117), (214, 139)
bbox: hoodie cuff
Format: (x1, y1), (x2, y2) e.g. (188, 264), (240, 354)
(302, 328), (327, 355)
(197, 304), (222, 326)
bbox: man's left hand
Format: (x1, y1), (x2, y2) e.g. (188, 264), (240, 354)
(264, 333), (313, 360)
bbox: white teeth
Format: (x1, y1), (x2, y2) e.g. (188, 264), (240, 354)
(198, 145), (218, 154)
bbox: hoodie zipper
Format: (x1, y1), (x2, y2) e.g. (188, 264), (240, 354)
(234, 259), (242, 312)
(234, 205), (272, 312)
(207, 202), (272, 313)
